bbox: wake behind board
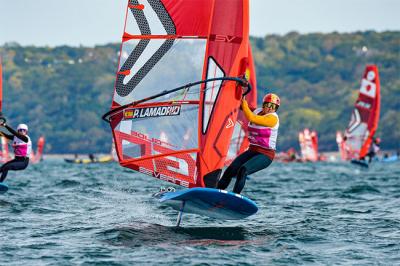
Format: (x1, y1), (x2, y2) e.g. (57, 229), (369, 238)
(351, 159), (369, 168)
(159, 187), (258, 220)
(0, 183), (8, 194)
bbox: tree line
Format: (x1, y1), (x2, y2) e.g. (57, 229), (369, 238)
(0, 31), (398, 153)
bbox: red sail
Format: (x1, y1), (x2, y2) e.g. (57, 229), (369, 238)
(0, 137), (10, 163)
(343, 65), (381, 159)
(0, 57), (2, 112)
(107, 0), (250, 188)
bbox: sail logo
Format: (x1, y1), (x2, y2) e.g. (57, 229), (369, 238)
(124, 105), (181, 120)
(211, 34), (242, 44)
(226, 118), (234, 129)
(139, 167), (190, 187)
(359, 79), (376, 98)
(356, 101), (371, 109)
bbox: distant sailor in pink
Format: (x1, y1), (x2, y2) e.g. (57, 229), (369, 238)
(217, 93), (280, 194)
(0, 122), (31, 182)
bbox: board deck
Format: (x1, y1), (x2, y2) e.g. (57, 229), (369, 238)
(351, 159), (369, 168)
(159, 187), (258, 220)
(0, 182), (8, 194)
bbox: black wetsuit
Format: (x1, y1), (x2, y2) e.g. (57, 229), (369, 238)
(217, 150), (273, 194)
(0, 125), (30, 182)
(361, 142), (380, 163)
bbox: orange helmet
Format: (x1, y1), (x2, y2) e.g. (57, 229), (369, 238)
(263, 93), (280, 106)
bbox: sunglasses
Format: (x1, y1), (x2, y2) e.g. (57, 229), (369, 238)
(18, 129), (27, 132)
(263, 102), (277, 109)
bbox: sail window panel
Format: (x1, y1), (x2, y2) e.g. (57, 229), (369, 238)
(114, 39), (206, 106)
(131, 151), (198, 187)
(118, 40), (137, 72)
(346, 123), (368, 155)
(226, 122), (246, 163)
(117, 104), (199, 160)
(202, 57), (224, 133)
(153, 151), (198, 185)
(124, 5), (141, 36)
(346, 108), (368, 155)
(125, 0), (172, 36)
(120, 38), (166, 82)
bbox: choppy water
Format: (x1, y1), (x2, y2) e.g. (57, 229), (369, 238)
(1, 159), (399, 265)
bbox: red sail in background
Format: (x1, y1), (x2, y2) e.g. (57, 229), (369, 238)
(0, 57), (2, 112)
(107, 0), (250, 188)
(225, 45), (257, 165)
(0, 58), (9, 163)
(0, 137), (10, 163)
(31, 136), (45, 164)
(342, 65), (381, 159)
(299, 128), (318, 162)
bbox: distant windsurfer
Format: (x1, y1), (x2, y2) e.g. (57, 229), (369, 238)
(88, 154), (97, 162)
(217, 93), (280, 194)
(362, 137), (380, 163)
(0, 123), (31, 182)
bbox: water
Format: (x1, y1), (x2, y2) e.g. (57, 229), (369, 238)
(1, 159), (399, 265)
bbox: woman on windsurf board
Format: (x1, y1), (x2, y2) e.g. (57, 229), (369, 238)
(0, 122), (31, 182)
(217, 93), (280, 194)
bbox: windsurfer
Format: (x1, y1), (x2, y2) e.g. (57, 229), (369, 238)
(88, 154), (96, 162)
(287, 148), (299, 162)
(362, 137), (380, 163)
(217, 93), (280, 194)
(0, 123), (31, 182)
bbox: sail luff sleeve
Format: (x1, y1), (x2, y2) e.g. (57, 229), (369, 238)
(198, 0), (250, 187)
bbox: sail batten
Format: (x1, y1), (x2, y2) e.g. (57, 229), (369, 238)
(123, 34), (207, 40)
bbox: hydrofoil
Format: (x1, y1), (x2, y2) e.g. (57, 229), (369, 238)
(351, 159), (369, 168)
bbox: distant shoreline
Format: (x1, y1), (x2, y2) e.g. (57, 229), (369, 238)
(42, 154), (112, 159)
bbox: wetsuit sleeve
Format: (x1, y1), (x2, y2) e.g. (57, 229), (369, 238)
(4, 124), (29, 143)
(242, 99), (278, 127)
(0, 131), (13, 140)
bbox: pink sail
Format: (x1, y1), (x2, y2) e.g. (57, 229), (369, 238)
(31, 136), (45, 164)
(299, 128), (318, 162)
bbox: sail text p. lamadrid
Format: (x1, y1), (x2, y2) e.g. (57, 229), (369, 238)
(123, 105), (181, 120)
